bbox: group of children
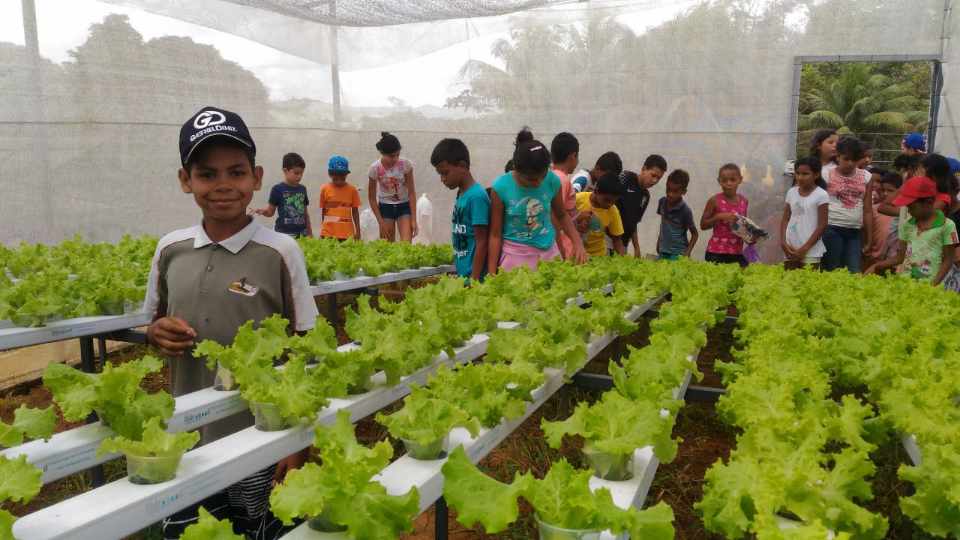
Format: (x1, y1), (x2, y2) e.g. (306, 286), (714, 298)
(252, 131), (419, 245)
(432, 128), (765, 279)
(237, 116), (960, 291)
(781, 129), (960, 289)
(143, 106), (957, 539)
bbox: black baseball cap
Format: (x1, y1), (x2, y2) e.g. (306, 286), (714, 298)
(179, 106), (256, 166)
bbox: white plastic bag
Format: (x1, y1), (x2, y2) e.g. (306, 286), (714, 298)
(360, 208), (379, 241)
(413, 193), (434, 244)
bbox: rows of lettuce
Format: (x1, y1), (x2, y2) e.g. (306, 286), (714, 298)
(0, 258), (667, 538)
(0, 236), (450, 327)
(699, 266), (960, 539)
(432, 260), (738, 540)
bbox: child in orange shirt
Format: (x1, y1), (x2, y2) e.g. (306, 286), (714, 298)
(320, 155), (361, 240)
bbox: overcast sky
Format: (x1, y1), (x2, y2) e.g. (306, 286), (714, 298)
(0, 0), (699, 107)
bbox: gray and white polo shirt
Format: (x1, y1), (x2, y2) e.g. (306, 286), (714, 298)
(144, 219), (318, 398)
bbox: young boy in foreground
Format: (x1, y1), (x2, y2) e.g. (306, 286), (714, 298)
(144, 106), (319, 538)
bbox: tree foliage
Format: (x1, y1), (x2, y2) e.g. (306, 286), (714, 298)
(797, 62), (931, 159)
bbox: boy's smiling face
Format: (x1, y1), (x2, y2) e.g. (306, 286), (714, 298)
(179, 143), (263, 223)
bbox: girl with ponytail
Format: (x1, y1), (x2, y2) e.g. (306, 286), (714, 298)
(487, 128), (587, 273)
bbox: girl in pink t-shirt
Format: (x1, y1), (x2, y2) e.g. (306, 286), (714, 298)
(701, 163), (749, 266)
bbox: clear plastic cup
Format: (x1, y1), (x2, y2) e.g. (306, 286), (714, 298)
(214, 364), (237, 391)
(582, 446), (633, 481)
(250, 401), (291, 431)
(401, 435), (448, 460)
(308, 510), (348, 533)
(535, 515), (602, 540)
(98, 300), (125, 316)
(126, 453), (182, 485)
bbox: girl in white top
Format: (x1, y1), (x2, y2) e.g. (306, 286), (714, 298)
(368, 132), (417, 242)
(781, 156), (829, 269)
(810, 129), (838, 182)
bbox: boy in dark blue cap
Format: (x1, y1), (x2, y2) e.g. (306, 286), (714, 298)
(145, 106), (319, 539)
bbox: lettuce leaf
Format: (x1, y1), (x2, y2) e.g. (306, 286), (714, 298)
(441, 447), (674, 538)
(270, 410), (419, 539)
(98, 417), (199, 458)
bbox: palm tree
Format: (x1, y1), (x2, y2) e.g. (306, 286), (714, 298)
(798, 63), (929, 156)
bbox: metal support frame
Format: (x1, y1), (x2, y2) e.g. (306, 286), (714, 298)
(79, 335), (105, 487)
(325, 293), (338, 325)
(329, 0), (341, 126)
(323, 287), (381, 326)
(685, 385), (726, 403)
(434, 497), (448, 540)
(103, 329), (148, 345)
(928, 60), (945, 151)
(573, 373), (726, 402)
(79, 337), (96, 374)
(789, 54), (944, 161)
(572, 372), (614, 392)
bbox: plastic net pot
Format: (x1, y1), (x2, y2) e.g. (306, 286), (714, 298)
(10, 314), (44, 328)
(583, 445), (633, 481)
(535, 515), (602, 540)
(126, 453), (182, 485)
(98, 299), (125, 316)
(308, 509), (348, 533)
(401, 435), (447, 460)
(347, 378), (375, 395)
(214, 363), (237, 391)
(250, 402), (292, 432)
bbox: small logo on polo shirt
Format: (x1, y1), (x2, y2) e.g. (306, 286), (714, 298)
(228, 277), (259, 297)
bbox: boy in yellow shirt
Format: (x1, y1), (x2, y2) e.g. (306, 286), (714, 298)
(574, 173), (626, 257)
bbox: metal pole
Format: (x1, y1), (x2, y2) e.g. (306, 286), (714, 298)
(22, 0), (55, 240)
(329, 0), (342, 126)
(325, 293), (338, 326)
(97, 335), (108, 371)
(79, 337), (96, 373)
(929, 61), (944, 151)
(21, 0), (39, 57)
(434, 496), (448, 540)
(78, 336), (106, 486)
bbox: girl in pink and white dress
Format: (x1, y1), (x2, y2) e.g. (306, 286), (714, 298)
(700, 163), (749, 267)
(368, 132), (417, 242)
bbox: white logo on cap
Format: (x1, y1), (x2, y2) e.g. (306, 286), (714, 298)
(194, 110), (226, 130)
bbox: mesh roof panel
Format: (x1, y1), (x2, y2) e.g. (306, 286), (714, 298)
(213, 0), (574, 26)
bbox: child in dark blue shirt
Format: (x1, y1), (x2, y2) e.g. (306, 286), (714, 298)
(657, 170), (698, 259)
(253, 153), (312, 237)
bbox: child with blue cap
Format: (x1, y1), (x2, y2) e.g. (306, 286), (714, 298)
(320, 155), (362, 240)
(902, 132), (927, 156)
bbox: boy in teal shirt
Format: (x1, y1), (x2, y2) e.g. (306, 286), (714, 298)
(431, 138), (490, 281)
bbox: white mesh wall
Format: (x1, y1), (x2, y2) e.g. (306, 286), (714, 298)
(0, 0), (954, 261)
